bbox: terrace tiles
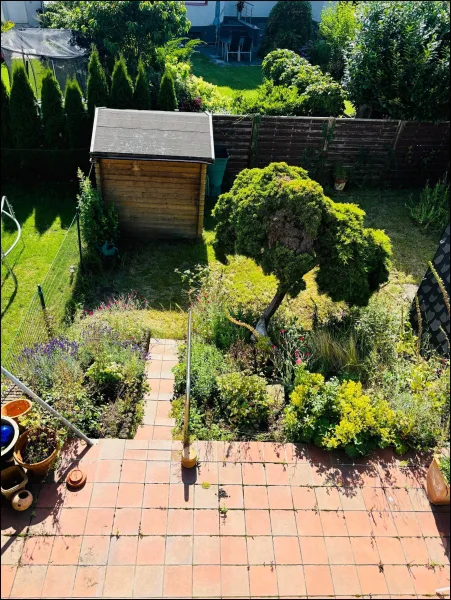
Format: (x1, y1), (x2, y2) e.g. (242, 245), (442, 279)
(2, 339), (450, 598)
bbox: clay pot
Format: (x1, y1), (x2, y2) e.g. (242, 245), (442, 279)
(1, 465), (28, 500)
(12, 489), (33, 511)
(14, 429), (59, 476)
(66, 468), (87, 489)
(426, 457), (450, 505)
(334, 179), (347, 191)
(1, 399), (33, 427)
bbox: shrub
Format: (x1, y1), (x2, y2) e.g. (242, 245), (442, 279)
(1, 78), (13, 148)
(410, 174), (450, 232)
(64, 78), (90, 148)
(41, 69), (66, 148)
(110, 55), (134, 109)
(133, 58), (152, 110)
(318, 0), (358, 79)
(345, 1), (450, 120)
(439, 455), (450, 484)
(213, 162), (391, 335)
(77, 169), (119, 253)
(232, 81), (305, 116)
(262, 49), (304, 85)
(9, 64), (41, 148)
(187, 75), (230, 113)
(216, 372), (270, 432)
(158, 71), (177, 111)
(86, 46), (109, 118)
(173, 341), (226, 405)
(261, 1), (313, 56)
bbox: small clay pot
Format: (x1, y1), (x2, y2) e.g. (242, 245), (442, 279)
(1, 399), (33, 427)
(426, 457), (450, 505)
(11, 489), (33, 512)
(66, 468), (87, 489)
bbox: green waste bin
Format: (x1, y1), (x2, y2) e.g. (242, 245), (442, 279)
(207, 146), (229, 197)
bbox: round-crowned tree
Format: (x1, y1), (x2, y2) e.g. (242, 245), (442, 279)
(213, 163), (391, 335)
(260, 1), (313, 56)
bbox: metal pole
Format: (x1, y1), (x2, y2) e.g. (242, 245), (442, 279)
(1, 366), (93, 446)
(183, 309), (193, 447)
(76, 207), (84, 272)
(37, 284), (46, 310)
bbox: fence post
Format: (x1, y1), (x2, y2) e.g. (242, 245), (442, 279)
(248, 113), (261, 169)
(37, 284), (46, 310)
(37, 284), (53, 340)
(76, 206), (84, 272)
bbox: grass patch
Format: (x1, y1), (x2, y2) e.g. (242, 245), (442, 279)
(1, 63), (10, 91)
(191, 52), (262, 100)
(1, 182), (77, 353)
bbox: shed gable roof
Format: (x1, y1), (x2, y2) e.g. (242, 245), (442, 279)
(90, 108), (215, 163)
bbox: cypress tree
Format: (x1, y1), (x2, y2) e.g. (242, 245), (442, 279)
(1, 79), (13, 148)
(158, 71), (177, 111)
(133, 59), (152, 110)
(64, 78), (90, 148)
(9, 64), (41, 149)
(41, 68), (66, 148)
(87, 46), (109, 119)
(110, 55), (134, 109)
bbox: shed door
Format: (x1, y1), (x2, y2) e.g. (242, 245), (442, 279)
(99, 159), (202, 238)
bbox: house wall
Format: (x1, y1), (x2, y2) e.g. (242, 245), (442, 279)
(185, 1), (219, 27)
(96, 158), (205, 239)
(1, 1), (42, 26)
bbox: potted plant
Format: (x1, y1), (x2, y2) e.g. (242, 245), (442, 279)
(334, 163), (348, 191)
(14, 427), (60, 476)
(1, 398), (33, 428)
(426, 453), (450, 505)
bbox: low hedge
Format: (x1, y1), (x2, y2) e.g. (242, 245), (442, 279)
(2, 148), (90, 181)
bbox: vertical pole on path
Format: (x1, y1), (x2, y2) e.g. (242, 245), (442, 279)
(76, 207), (84, 273)
(181, 309), (197, 468)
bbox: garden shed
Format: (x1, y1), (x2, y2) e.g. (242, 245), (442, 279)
(90, 108), (214, 239)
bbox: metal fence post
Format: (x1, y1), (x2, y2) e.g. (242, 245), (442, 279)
(37, 284), (46, 310)
(76, 206), (84, 272)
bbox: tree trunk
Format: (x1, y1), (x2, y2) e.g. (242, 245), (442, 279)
(255, 288), (287, 337)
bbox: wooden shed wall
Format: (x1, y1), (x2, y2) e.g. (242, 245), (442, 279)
(95, 158), (206, 238)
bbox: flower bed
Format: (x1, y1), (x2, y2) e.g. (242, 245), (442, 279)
(171, 268), (450, 456)
(16, 293), (150, 440)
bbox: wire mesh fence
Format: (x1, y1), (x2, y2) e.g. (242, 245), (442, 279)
(2, 212), (82, 383)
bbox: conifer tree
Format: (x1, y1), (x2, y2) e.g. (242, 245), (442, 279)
(9, 64), (41, 148)
(1, 79), (13, 148)
(41, 68), (66, 148)
(64, 78), (90, 148)
(133, 58), (152, 110)
(158, 71), (177, 111)
(87, 45), (109, 118)
(110, 55), (134, 109)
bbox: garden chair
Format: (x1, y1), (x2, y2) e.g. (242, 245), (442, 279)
(226, 34), (241, 62)
(240, 36), (253, 62)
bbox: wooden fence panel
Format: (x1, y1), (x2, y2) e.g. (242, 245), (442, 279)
(212, 115), (253, 177)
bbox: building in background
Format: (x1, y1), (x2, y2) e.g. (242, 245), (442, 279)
(1, 1), (43, 27)
(185, 1), (333, 45)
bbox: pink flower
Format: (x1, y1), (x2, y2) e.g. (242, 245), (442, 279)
(281, 329), (285, 334)
(306, 352), (311, 357)
(295, 350), (299, 357)
(300, 336), (305, 341)
(296, 358), (302, 365)
(272, 345), (277, 349)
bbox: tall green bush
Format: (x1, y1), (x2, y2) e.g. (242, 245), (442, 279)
(9, 64), (41, 149)
(261, 1), (313, 56)
(1, 79), (13, 148)
(345, 1), (450, 120)
(319, 1), (358, 80)
(64, 78), (90, 148)
(158, 71), (177, 111)
(409, 175), (450, 232)
(133, 59), (152, 110)
(87, 46), (109, 118)
(41, 69), (66, 148)
(110, 55), (134, 109)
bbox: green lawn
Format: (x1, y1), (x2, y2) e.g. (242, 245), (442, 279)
(191, 52), (262, 100)
(1, 63), (10, 91)
(1, 182), (77, 353)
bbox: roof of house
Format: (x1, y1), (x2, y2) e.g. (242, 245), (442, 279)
(90, 108), (215, 164)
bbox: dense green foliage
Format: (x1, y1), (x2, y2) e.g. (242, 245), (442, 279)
(86, 46), (109, 118)
(345, 1), (450, 120)
(77, 170), (119, 254)
(216, 372), (270, 432)
(439, 455), (450, 484)
(9, 64), (41, 149)
(64, 78), (90, 148)
(213, 162), (391, 324)
(1, 79), (13, 148)
(262, 49), (304, 86)
(41, 69), (66, 149)
(261, 0), (313, 56)
(410, 175), (450, 232)
(133, 58), (152, 110)
(158, 71), (177, 111)
(110, 55), (134, 109)
(41, 1), (190, 71)
(318, 1), (358, 79)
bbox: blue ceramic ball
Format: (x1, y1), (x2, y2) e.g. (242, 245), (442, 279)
(1, 424), (15, 446)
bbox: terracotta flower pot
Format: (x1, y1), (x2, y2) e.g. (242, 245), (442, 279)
(1, 399), (33, 428)
(334, 179), (347, 191)
(426, 457), (450, 505)
(12, 489), (34, 512)
(1, 465), (28, 500)
(14, 429), (59, 476)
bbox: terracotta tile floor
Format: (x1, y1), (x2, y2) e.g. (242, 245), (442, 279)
(2, 339), (450, 598)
